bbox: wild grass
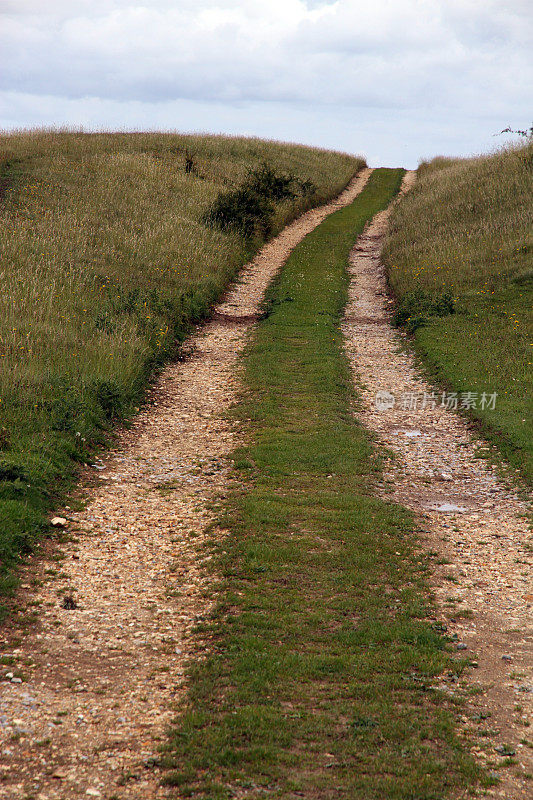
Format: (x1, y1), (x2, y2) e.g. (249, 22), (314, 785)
(383, 142), (533, 483)
(162, 170), (482, 798)
(0, 129), (363, 606)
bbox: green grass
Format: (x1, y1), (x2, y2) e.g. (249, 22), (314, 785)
(383, 143), (533, 484)
(161, 169), (481, 798)
(0, 130), (363, 610)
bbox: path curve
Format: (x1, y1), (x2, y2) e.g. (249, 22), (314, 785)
(0, 169), (372, 799)
(343, 171), (532, 798)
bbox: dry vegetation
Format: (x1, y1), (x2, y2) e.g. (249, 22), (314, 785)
(383, 141), (533, 482)
(384, 142), (532, 295)
(0, 130), (363, 601)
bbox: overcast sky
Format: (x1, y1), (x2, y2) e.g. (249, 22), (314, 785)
(1, 0), (531, 166)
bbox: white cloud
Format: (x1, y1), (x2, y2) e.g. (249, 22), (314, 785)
(0, 1), (531, 165)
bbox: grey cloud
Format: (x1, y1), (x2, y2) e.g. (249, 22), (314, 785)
(1, 1), (530, 107)
(0, 1), (530, 166)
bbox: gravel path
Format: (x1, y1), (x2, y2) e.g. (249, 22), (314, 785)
(343, 172), (532, 798)
(0, 169), (372, 800)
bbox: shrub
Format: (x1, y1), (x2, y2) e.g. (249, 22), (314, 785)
(392, 288), (455, 333)
(205, 184), (275, 238)
(246, 162), (296, 201)
(184, 148), (197, 174)
(49, 394), (86, 432)
(204, 162), (317, 238)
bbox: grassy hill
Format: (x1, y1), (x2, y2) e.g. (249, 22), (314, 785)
(0, 130), (364, 606)
(383, 142), (533, 484)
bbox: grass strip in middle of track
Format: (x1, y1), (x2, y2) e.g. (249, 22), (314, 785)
(162, 168), (481, 798)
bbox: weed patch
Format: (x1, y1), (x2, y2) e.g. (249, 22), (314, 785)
(392, 288), (455, 332)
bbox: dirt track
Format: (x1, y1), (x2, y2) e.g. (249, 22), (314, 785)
(0, 170), (372, 799)
(1, 167), (530, 798)
(343, 171), (532, 798)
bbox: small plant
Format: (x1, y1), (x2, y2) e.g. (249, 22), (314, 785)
(184, 149), (197, 174)
(296, 177), (318, 196)
(93, 379), (124, 420)
(204, 162), (317, 239)
(205, 183), (274, 238)
(0, 457), (27, 482)
(497, 125), (533, 138)
(246, 162), (296, 201)
(61, 594), (78, 610)
(392, 287), (455, 333)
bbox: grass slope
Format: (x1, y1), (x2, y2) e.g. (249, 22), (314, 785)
(162, 169), (480, 799)
(383, 143), (533, 484)
(0, 130), (363, 610)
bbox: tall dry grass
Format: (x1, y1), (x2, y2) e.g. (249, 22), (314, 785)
(383, 141), (533, 483)
(0, 129), (364, 599)
(0, 131), (360, 417)
(383, 142), (532, 295)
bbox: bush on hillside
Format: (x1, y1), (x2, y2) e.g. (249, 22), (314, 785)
(204, 162), (317, 238)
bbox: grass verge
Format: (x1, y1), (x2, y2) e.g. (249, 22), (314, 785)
(162, 169), (481, 798)
(0, 131), (363, 612)
(383, 143), (532, 484)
